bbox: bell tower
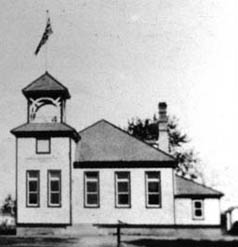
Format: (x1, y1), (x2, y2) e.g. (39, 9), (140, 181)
(24, 71), (70, 124)
(11, 72), (80, 232)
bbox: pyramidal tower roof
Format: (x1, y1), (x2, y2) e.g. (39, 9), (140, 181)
(22, 71), (70, 99)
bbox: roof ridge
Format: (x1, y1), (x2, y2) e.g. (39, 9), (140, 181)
(45, 71), (69, 91)
(22, 73), (46, 92)
(78, 119), (107, 134)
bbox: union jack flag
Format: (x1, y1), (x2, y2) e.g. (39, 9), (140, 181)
(34, 15), (53, 55)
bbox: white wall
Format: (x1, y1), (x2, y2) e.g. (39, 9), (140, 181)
(175, 198), (221, 225)
(230, 209), (238, 225)
(226, 208), (238, 231)
(72, 167), (175, 225)
(17, 137), (72, 224)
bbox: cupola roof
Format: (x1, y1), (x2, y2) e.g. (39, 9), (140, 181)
(22, 71), (70, 99)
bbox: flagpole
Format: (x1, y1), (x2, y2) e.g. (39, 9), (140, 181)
(34, 9), (53, 61)
(45, 10), (49, 72)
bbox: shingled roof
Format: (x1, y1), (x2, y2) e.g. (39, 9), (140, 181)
(22, 72), (70, 99)
(74, 119), (176, 168)
(11, 122), (80, 142)
(175, 175), (223, 198)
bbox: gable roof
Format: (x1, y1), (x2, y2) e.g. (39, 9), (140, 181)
(11, 122), (80, 142)
(175, 175), (223, 198)
(74, 119), (175, 168)
(22, 71), (70, 99)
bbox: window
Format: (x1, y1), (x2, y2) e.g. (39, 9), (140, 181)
(192, 200), (204, 220)
(145, 172), (161, 208)
(84, 172), (99, 208)
(36, 138), (50, 154)
(26, 171), (40, 207)
(48, 170), (61, 207)
(115, 172), (130, 208)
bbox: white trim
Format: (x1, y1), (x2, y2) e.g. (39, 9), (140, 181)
(115, 172), (130, 208)
(84, 172), (99, 208)
(27, 171), (39, 207)
(48, 170), (61, 207)
(145, 171), (161, 208)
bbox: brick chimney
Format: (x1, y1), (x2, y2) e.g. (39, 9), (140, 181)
(157, 102), (169, 153)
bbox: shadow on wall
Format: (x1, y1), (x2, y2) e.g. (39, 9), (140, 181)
(228, 222), (238, 235)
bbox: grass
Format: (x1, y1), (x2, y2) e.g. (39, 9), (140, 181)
(126, 238), (238, 247)
(2, 235), (238, 247)
(0, 237), (78, 247)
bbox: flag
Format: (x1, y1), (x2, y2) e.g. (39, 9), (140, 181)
(34, 15), (53, 55)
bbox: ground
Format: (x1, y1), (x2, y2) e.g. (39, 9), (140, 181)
(2, 235), (238, 247)
(0, 236), (114, 247)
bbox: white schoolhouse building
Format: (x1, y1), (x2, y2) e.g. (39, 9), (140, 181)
(11, 72), (223, 235)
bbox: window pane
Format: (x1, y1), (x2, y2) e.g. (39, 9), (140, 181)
(29, 193), (38, 205)
(37, 139), (50, 153)
(146, 171), (161, 207)
(87, 182), (97, 192)
(51, 193), (60, 204)
(51, 181), (59, 192)
(118, 182), (129, 192)
(27, 171), (39, 207)
(148, 182), (159, 192)
(84, 172), (99, 207)
(117, 172), (129, 179)
(50, 171), (60, 178)
(48, 171), (61, 206)
(195, 201), (202, 208)
(118, 194), (129, 205)
(29, 171), (38, 178)
(195, 209), (202, 217)
(147, 172), (160, 179)
(29, 181), (37, 192)
(148, 194), (160, 205)
(87, 194), (98, 205)
(86, 172), (98, 179)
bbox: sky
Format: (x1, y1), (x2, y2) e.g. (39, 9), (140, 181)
(0, 0), (237, 210)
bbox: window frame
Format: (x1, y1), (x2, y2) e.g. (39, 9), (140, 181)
(145, 171), (161, 208)
(192, 199), (204, 220)
(36, 138), (51, 154)
(47, 170), (61, 208)
(26, 170), (40, 208)
(84, 171), (100, 208)
(115, 171), (131, 208)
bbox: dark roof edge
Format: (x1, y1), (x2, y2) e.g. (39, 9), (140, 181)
(174, 194), (223, 199)
(78, 119), (176, 162)
(73, 161), (176, 169)
(175, 175), (224, 197)
(11, 130), (80, 143)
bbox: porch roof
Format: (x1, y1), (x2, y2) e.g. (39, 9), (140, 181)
(175, 175), (223, 198)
